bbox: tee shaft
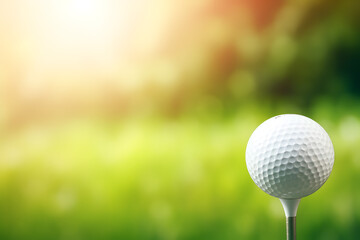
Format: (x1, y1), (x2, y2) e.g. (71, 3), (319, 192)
(286, 216), (296, 240)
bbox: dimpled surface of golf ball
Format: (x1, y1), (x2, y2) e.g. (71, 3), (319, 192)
(246, 114), (334, 199)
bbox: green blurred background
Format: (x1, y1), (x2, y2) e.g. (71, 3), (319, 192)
(0, 0), (359, 239)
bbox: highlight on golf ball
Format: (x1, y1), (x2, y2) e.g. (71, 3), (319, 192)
(245, 114), (334, 199)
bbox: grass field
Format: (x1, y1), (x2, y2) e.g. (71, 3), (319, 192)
(0, 100), (359, 239)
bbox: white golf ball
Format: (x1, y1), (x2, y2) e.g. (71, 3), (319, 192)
(246, 114), (334, 199)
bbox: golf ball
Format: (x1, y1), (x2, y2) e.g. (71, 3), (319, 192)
(246, 114), (334, 199)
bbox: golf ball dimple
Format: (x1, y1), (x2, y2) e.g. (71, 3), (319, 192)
(246, 114), (334, 199)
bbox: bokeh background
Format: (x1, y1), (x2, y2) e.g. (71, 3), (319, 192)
(0, 0), (359, 239)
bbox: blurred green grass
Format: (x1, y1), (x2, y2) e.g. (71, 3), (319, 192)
(0, 100), (359, 239)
